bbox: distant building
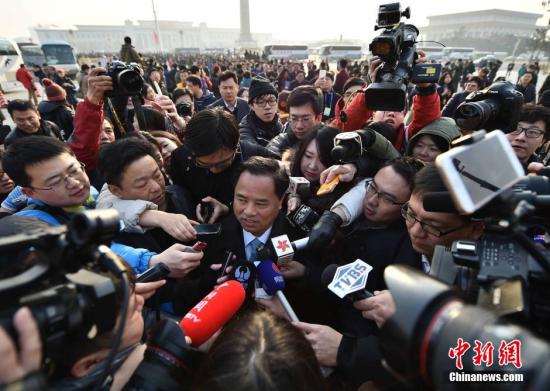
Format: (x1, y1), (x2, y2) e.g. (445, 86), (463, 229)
(420, 9), (543, 42)
(30, 20), (271, 53)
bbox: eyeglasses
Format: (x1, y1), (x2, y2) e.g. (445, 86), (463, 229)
(31, 162), (86, 191)
(365, 180), (406, 206)
(401, 202), (469, 237)
(289, 115), (313, 124)
(195, 151), (236, 170)
(254, 97), (277, 107)
(509, 126), (545, 139)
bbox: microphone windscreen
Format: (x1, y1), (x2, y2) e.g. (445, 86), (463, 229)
(422, 192), (458, 213)
(321, 264), (339, 287)
(256, 260), (285, 295)
(179, 280), (245, 347)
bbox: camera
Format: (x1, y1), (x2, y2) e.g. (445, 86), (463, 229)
(0, 210), (126, 375)
(331, 132), (364, 163)
(454, 81), (524, 132)
(365, 3), (440, 112)
(379, 265), (550, 390)
(176, 101), (193, 117)
(124, 319), (202, 391)
(379, 131), (550, 390)
(102, 61), (144, 97)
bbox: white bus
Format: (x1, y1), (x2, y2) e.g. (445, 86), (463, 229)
(444, 47), (475, 61)
(263, 45), (309, 61)
(319, 45), (363, 60)
(41, 41), (79, 78)
(18, 42), (46, 67)
(0, 38), (25, 92)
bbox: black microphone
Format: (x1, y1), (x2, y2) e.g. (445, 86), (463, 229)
(256, 235), (309, 263)
(422, 192), (459, 213)
(321, 264), (373, 301)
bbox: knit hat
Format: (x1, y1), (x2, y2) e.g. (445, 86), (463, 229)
(42, 78), (66, 102)
(248, 77), (278, 103)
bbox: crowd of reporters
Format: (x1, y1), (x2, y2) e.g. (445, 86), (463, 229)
(0, 29), (549, 391)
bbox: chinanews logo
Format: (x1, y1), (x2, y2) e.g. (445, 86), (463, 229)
(447, 338), (524, 384)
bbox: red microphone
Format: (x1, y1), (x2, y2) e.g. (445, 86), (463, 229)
(179, 280), (245, 347)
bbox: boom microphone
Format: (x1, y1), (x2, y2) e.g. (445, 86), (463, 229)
(179, 280), (245, 347)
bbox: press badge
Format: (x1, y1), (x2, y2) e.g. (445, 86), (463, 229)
(323, 107), (331, 117)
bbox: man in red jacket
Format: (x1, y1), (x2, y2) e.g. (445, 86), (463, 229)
(15, 64), (37, 105)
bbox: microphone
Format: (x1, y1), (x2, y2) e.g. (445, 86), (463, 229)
(322, 262), (374, 301)
(422, 192), (459, 213)
(256, 260), (299, 322)
(256, 234), (309, 264)
(230, 260), (257, 298)
(179, 280), (245, 347)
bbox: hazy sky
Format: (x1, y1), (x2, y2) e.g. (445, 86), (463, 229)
(1, 0), (549, 42)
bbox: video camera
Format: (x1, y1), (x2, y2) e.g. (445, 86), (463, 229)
(101, 61), (144, 97)
(365, 3), (441, 112)
(454, 81), (524, 132)
(379, 130), (550, 389)
(0, 210), (127, 376)
(176, 101), (193, 117)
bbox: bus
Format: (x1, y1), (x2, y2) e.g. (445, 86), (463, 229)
(0, 38), (25, 92)
(444, 47), (475, 61)
(263, 45), (309, 61)
(319, 45), (363, 60)
(17, 42), (46, 67)
(41, 41), (79, 78)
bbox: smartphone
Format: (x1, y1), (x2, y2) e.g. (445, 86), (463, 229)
(317, 175), (340, 196)
(435, 130), (524, 214)
(137, 262), (170, 283)
(195, 223), (222, 236)
(219, 251), (234, 278)
(319, 70), (327, 80)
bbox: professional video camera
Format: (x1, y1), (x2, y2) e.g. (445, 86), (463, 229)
(454, 81), (524, 132)
(102, 61), (144, 97)
(0, 210), (128, 376)
(365, 3), (441, 111)
(379, 131), (550, 389)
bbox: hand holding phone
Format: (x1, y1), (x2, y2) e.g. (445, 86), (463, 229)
(137, 262), (171, 283)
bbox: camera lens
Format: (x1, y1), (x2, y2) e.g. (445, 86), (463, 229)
(117, 69), (143, 94)
(455, 99), (499, 130)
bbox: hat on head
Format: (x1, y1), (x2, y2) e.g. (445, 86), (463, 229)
(248, 77), (278, 103)
(42, 78), (66, 102)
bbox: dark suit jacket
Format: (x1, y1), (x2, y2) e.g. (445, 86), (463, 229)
(207, 97), (250, 123)
(199, 212), (336, 324)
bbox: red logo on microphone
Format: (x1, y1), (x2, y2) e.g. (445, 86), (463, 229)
(276, 240), (290, 252)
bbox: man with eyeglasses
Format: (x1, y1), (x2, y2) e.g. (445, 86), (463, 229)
(505, 105), (550, 170)
(171, 108), (276, 224)
(294, 164), (483, 388)
(291, 158), (424, 384)
(2, 136), (204, 280)
(267, 85), (323, 157)
(239, 77), (283, 147)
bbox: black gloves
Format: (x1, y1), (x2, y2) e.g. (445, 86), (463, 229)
(307, 210), (343, 251)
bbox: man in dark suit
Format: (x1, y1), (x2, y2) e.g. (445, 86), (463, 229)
(199, 156), (296, 292)
(207, 70), (250, 123)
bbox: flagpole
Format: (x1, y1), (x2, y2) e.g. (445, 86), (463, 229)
(151, 0), (164, 53)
